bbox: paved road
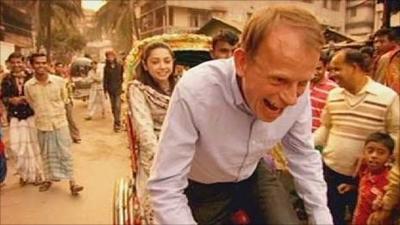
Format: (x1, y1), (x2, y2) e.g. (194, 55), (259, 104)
(0, 100), (131, 224)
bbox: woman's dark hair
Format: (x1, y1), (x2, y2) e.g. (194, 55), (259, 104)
(341, 48), (370, 73)
(136, 42), (176, 95)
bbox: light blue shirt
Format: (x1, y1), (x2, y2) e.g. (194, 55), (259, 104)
(148, 59), (333, 225)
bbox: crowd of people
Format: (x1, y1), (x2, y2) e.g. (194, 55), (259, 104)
(0, 49), (125, 195)
(0, 4), (399, 225)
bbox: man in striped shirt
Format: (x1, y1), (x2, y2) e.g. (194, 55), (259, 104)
(311, 52), (337, 132)
(314, 48), (399, 225)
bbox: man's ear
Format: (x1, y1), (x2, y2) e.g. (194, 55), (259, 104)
(233, 48), (247, 78)
(210, 50), (215, 59)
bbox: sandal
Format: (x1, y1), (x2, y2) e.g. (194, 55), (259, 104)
(39, 181), (52, 192)
(70, 184), (84, 195)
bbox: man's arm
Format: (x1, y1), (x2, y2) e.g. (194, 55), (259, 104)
(23, 83), (33, 106)
(385, 95), (399, 156)
(313, 103), (331, 147)
(282, 93), (333, 225)
(147, 86), (198, 224)
(103, 67), (109, 93)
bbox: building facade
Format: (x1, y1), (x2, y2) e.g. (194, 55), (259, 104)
(345, 0), (375, 39)
(137, 0), (347, 39)
(374, 2), (400, 31)
(0, 0), (33, 68)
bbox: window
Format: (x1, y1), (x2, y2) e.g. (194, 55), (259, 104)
(331, 0), (340, 11)
(155, 8), (165, 27)
(350, 8), (357, 17)
(323, 0), (328, 8)
(189, 9), (210, 28)
(189, 14), (199, 27)
(169, 7), (174, 26)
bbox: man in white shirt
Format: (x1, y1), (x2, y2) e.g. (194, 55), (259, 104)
(148, 5), (333, 225)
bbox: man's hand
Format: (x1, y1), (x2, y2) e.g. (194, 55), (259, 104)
(337, 183), (354, 194)
(9, 97), (23, 105)
(367, 210), (391, 225)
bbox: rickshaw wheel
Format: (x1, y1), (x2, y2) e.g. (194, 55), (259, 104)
(113, 177), (134, 225)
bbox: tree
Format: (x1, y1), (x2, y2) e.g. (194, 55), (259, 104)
(95, 0), (139, 52)
(52, 26), (87, 64)
(29, 0), (84, 61)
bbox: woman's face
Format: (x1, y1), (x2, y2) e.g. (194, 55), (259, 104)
(143, 47), (174, 82)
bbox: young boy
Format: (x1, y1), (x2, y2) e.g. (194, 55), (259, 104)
(338, 132), (394, 225)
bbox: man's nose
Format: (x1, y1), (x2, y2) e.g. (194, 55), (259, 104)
(280, 84), (298, 106)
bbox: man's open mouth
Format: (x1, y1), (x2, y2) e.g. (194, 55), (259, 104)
(263, 99), (280, 112)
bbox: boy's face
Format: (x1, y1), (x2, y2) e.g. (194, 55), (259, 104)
(364, 141), (391, 172)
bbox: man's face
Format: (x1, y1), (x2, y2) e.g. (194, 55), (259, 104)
(329, 52), (354, 91)
(8, 57), (24, 74)
(234, 25), (318, 122)
(312, 60), (327, 83)
(211, 41), (236, 59)
(32, 56), (48, 76)
(106, 53), (116, 62)
(364, 141), (391, 172)
(374, 35), (396, 56)
(55, 64), (64, 75)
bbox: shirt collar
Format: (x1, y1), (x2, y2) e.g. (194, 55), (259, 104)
(229, 59), (253, 115)
(342, 77), (378, 96)
(31, 74), (54, 85)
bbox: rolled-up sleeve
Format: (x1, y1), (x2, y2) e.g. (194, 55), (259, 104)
(385, 95), (399, 156)
(282, 94), (333, 225)
(147, 86), (198, 225)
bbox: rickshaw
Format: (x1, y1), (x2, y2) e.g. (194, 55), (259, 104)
(70, 57), (93, 100)
(113, 33), (214, 225)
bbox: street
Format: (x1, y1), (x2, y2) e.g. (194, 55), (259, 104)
(0, 100), (131, 224)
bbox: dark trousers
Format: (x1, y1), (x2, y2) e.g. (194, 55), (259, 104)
(323, 164), (357, 225)
(185, 160), (299, 225)
(108, 93), (121, 128)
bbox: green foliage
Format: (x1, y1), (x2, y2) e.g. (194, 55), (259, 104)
(95, 0), (139, 53)
(29, 0), (84, 61)
(51, 27), (87, 64)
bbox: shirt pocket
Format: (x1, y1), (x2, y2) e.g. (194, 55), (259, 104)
(48, 85), (62, 102)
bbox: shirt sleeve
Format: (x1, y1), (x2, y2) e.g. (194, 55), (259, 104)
(385, 95), (399, 157)
(386, 54), (400, 94)
(282, 94), (333, 225)
(147, 86), (198, 225)
(60, 79), (68, 104)
(129, 85), (158, 177)
(0, 78), (12, 106)
(24, 83), (33, 107)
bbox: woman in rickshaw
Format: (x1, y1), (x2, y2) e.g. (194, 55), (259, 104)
(127, 41), (176, 223)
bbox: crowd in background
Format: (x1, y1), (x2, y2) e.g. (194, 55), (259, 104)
(0, 13), (399, 224)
